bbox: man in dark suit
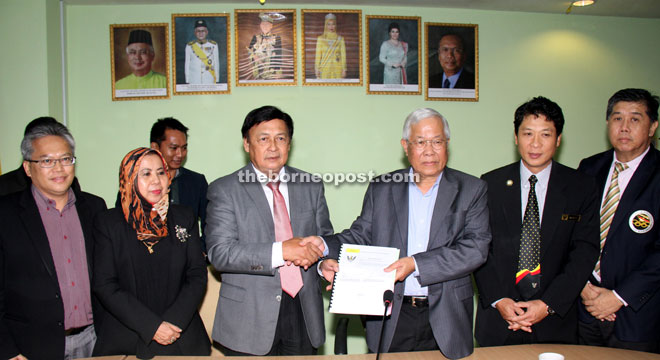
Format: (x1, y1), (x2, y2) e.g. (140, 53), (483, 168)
(206, 106), (332, 356)
(428, 34), (475, 89)
(115, 118), (208, 252)
(577, 88), (660, 353)
(474, 96), (600, 346)
(0, 121), (106, 359)
(319, 108), (491, 359)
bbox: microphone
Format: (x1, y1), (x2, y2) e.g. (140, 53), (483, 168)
(375, 290), (394, 360)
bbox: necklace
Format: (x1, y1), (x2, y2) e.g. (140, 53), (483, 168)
(141, 240), (157, 254)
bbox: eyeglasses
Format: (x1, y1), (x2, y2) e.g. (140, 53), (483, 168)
(26, 156), (76, 168)
(407, 138), (448, 150)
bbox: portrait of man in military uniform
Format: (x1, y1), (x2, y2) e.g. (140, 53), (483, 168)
(235, 9), (296, 85)
(185, 19), (219, 84)
(173, 14), (229, 95)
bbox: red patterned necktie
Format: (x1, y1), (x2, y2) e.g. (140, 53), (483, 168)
(267, 181), (303, 297)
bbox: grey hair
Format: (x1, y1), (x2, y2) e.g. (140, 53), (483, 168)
(20, 121), (75, 160)
(401, 108), (451, 140)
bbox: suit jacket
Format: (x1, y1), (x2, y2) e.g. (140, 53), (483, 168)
(474, 161), (600, 346)
(325, 167), (491, 359)
(0, 166), (29, 196)
(114, 167), (208, 251)
(428, 68), (475, 89)
(577, 147), (660, 343)
(206, 165), (333, 355)
(0, 186), (106, 360)
(92, 205), (210, 357)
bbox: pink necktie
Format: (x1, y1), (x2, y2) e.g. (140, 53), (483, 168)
(267, 181), (303, 297)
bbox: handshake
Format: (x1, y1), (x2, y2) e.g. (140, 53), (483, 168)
(282, 236), (326, 270)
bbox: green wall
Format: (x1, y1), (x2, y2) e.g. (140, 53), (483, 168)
(2, 0), (660, 355)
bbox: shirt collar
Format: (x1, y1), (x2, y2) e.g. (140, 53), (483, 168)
(251, 163), (287, 184)
(613, 146), (650, 170)
(520, 160), (552, 189)
(442, 68), (464, 84)
(408, 167), (443, 193)
(31, 185), (76, 210)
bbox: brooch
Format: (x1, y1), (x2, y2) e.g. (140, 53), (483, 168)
(175, 225), (191, 243)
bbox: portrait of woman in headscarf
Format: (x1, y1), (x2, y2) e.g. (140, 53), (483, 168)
(92, 147), (209, 357)
(378, 22), (408, 84)
(314, 13), (346, 79)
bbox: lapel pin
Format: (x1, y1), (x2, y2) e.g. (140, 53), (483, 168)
(506, 180), (513, 186)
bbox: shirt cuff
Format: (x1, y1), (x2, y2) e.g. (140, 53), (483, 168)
(272, 242), (284, 269)
(411, 256), (420, 277)
(613, 290), (628, 307)
(491, 298), (504, 308)
(320, 237), (329, 257)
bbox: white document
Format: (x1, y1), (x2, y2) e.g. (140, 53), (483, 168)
(329, 244), (400, 316)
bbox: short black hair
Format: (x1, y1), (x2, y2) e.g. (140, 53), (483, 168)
(150, 117), (189, 145)
(24, 116), (58, 135)
(606, 88), (659, 123)
(514, 96), (565, 135)
(388, 22), (400, 33)
(241, 105), (294, 139)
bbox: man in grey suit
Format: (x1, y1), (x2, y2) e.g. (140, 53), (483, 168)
(206, 105), (333, 356)
(320, 108), (491, 359)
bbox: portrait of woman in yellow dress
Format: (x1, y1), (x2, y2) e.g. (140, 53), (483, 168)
(314, 13), (346, 79)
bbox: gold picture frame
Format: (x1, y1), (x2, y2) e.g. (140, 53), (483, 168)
(235, 9), (297, 86)
(110, 23), (170, 101)
(301, 9), (362, 86)
(172, 13), (231, 95)
(366, 15), (421, 95)
(425, 22), (479, 102)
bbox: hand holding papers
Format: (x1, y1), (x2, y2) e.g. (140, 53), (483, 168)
(328, 244), (400, 316)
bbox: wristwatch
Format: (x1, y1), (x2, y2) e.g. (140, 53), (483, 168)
(546, 305), (556, 315)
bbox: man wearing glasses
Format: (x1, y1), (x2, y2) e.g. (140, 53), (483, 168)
(428, 33), (474, 89)
(115, 29), (167, 90)
(320, 108), (490, 359)
(0, 120), (106, 359)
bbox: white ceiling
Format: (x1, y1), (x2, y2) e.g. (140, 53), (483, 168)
(63, 0), (660, 19)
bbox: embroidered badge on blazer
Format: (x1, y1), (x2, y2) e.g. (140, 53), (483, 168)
(629, 210), (654, 234)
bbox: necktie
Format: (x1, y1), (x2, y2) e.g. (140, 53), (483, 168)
(516, 175), (541, 300)
(267, 181), (303, 297)
(595, 162), (627, 277)
(443, 78), (451, 88)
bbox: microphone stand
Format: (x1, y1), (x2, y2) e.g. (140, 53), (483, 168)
(376, 290), (394, 360)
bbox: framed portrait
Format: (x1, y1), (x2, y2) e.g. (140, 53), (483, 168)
(301, 9), (362, 86)
(425, 23), (479, 101)
(110, 23), (169, 101)
(235, 9), (297, 86)
(366, 15), (421, 95)
(172, 13), (230, 95)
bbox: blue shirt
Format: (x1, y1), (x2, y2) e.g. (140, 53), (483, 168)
(405, 168), (442, 296)
(442, 68), (464, 89)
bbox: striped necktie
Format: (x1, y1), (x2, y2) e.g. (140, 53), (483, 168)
(595, 162), (628, 277)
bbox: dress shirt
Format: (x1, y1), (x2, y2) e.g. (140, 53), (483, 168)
(591, 146), (650, 306)
(32, 186), (92, 330)
(406, 168), (443, 296)
(442, 68), (464, 89)
(520, 161), (552, 224)
(251, 164), (328, 269)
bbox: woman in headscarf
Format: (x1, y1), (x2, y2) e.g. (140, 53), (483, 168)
(379, 22), (408, 84)
(92, 147), (209, 357)
(314, 13), (347, 79)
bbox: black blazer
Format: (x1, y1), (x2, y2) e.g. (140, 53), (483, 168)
(0, 187), (106, 359)
(428, 68), (475, 89)
(0, 166), (30, 196)
(577, 147), (660, 343)
(92, 205), (210, 357)
(474, 161), (600, 346)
